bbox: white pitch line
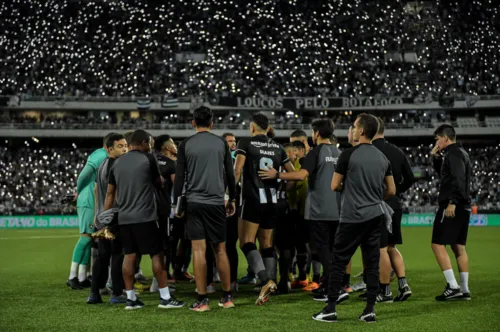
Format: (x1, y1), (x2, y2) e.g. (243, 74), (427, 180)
(0, 234), (78, 240)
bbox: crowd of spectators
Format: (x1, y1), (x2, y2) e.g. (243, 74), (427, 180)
(0, 142), (498, 215)
(1, 0), (498, 99)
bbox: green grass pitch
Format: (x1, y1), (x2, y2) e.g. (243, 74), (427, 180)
(0, 227), (499, 332)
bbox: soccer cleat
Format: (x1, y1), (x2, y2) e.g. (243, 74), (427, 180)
(288, 272), (295, 283)
(158, 296), (185, 309)
(352, 280), (367, 292)
(394, 285), (412, 302)
(435, 284), (463, 301)
(290, 279), (309, 289)
(256, 280), (277, 305)
(460, 292), (471, 301)
(312, 306), (338, 323)
(110, 295), (127, 304)
(66, 277), (83, 290)
(78, 279), (91, 288)
(237, 274), (258, 285)
(125, 299), (145, 310)
(376, 291), (394, 303)
(134, 282), (150, 291)
(230, 281), (239, 292)
(174, 270), (194, 281)
(135, 273), (149, 283)
(87, 294), (103, 304)
(313, 293), (328, 302)
(189, 298), (210, 312)
(303, 282), (320, 292)
(344, 285), (353, 293)
(359, 311), (376, 323)
(218, 294), (235, 309)
(167, 273), (176, 284)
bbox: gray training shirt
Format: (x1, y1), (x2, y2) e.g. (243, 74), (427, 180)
(173, 131), (236, 206)
(95, 157), (115, 217)
(108, 150), (161, 225)
(335, 143), (392, 224)
(301, 144), (342, 221)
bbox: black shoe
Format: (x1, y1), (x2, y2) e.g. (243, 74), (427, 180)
(87, 294), (103, 304)
(376, 291), (393, 303)
(313, 293), (328, 302)
(337, 289), (350, 304)
(158, 296), (185, 309)
(312, 306), (338, 323)
(359, 311), (376, 323)
(66, 277), (83, 290)
(79, 279), (92, 288)
(435, 284), (462, 301)
(312, 287), (324, 295)
(460, 292), (471, 301)
(125, 299), (145, 310)
(394, 285), (412, 302)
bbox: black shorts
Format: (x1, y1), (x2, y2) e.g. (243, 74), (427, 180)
(274, 200), (292, 250)
(186, 202), (226, 244)
(120, 221), (162, 255)
(309, 220), (339, 252)
(240, 199), (277, 230)
(388, 209), (403, 245)
(432, 204), (471, 245)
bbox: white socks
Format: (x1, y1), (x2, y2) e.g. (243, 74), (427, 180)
(69, 262), (78, 280)
(460, 272), (469, 293)
(78, 265), (88, 282)
(159, 287), (171, 300)
(126, 290), (137, 301)
(443, 269), (459, 289)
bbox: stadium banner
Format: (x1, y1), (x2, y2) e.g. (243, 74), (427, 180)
(1, 214), (500, 229)
(0, 216), (78, 229)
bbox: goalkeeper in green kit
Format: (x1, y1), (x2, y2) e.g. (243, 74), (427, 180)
(66, 137), (109, 289)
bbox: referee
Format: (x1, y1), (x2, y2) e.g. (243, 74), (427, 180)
(430, 124), (472, 301)
(312, 114), (396, 323)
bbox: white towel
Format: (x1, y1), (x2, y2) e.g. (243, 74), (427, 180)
(381, 201), (394, 234)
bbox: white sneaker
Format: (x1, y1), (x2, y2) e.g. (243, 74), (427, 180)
(195, 283), (217, 294)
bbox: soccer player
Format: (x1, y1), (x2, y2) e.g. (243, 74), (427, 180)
(222, 132), (240, 291)
(173, 107), (236, 312)
(260, 119), (347, 303)
(313, 114), (396, 323)
(373, 117), (415, 302)
(67, 135), (109, 290)
(150, 134), (184, 292)
(87, 133), (128, 304)
(430, 124), (472, 301)
(234, 113), (295, 305)
(104, 129), (184, 310)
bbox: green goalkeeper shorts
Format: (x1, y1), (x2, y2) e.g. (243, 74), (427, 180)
(78, 207), (95, 234)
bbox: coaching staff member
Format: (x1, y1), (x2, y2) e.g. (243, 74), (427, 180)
(174, 106), (237, 312)
(372, 117), (415, 302)
(430, 124), (472, 301)
(312, 114), (395, 323)
(104, 129), (184, 310)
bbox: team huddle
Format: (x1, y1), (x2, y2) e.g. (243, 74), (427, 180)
(66, 107), (473, 323)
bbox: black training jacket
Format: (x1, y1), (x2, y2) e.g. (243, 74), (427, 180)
(432, 143), (472, 206)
